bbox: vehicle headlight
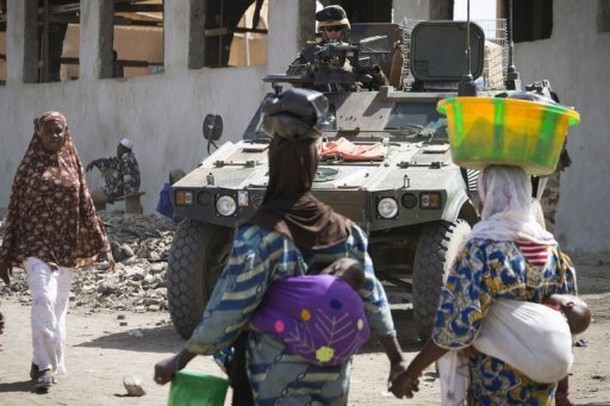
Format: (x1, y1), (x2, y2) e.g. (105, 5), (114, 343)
(197, 190), (214, 206)
(216, 195), (237, 217)
(401, 193), (418, 209)
(420, 192), (442, 209)
(175, 190), (193, 206)
(377, 197), (398, 219)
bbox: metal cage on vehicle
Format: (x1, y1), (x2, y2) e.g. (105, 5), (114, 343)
(400, 18), (509, 91)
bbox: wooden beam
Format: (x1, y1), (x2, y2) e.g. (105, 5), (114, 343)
(57, 55), (162, 67)
(114, 4), (163, 13)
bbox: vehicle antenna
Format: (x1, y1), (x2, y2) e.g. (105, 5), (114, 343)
(458, 0), (477, 96)
(505, 0), (521, 90)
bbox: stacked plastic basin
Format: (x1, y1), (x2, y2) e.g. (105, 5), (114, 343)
(437, 97), (581, 176)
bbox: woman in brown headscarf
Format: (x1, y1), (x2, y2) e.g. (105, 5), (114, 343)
(154, 89), (412, 404)
(0, 111), (114, 390)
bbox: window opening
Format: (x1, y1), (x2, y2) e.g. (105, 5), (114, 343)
(203, 0), (268, 68)
(38, 0), (80, 83)
(227, 0), (268, 67)
(113, 0), (164, 77)
(0, 1), (6, 85)
(511, 0), (553, 43)
(599, 0), (610, 33)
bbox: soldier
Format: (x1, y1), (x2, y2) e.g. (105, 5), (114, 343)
(291, 4), (388, 91)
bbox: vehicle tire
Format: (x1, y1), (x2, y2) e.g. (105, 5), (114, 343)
(412, 219), (471, 342)
(167, 220), (234, 339)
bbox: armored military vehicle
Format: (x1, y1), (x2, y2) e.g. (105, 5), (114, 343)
(166, 19), (541, 341)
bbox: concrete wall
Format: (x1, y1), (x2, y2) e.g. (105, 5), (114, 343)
(1, 0), (608, 253)
(393, 0), (429, 22)
(514, 0), (610, 252)
(0, 0), (302, 215)
(395, 0), (610, 253)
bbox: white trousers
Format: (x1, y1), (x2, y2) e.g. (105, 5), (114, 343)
(24, 257), (73, 376)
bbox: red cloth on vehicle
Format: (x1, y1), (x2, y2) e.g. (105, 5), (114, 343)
(317, 137), (385, 161)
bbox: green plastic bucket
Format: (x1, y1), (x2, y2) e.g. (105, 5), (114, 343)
(168, 370), (230, 406)
(437, 97), (581, 176)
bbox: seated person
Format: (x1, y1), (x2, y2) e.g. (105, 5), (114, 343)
(86, 138), (141, 208)
(156, 169), (186, 222)
(291, 4), (388, 91)
(249, 257), (370, 366)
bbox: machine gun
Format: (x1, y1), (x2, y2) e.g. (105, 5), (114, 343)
(264, 34), (391, 90)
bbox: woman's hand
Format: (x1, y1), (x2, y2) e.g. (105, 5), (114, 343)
(387, 339), (448, 399)
(0, 260), (12, 285)
(154, 349), (196, 385)
(105, 251), (116, 271)
(154, 354), (181, 385)
(388, 364), (420, 399)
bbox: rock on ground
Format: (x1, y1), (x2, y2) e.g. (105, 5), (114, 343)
(0, 212), (177, 314)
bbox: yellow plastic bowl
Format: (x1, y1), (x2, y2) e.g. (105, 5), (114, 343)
(437, 97), (580, 175)
(168, 370), (229, 406)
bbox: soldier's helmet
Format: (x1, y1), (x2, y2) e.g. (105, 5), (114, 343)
(316, 5), (351, 30)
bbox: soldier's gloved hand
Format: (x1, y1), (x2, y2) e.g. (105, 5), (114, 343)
(370, 64), (382, 74)
(368, 64), (389, 87)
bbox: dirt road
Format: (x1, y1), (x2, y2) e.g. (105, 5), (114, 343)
(1, 253), (609, 405)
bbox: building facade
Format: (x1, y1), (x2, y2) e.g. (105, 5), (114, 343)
(0, 0), (609, 253)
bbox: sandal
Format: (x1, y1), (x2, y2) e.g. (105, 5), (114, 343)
(35, 369), (55, 390)
(30, 363), (39, 381)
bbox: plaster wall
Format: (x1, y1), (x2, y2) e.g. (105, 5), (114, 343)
(395, 0), (610, 253)
(514, 0), (610, 253)
(0, 1), (301, 215)
(2, 0), (608, 254)
(393, 0), (429, 22)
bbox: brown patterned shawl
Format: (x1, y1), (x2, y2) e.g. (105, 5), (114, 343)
(0, 111), (110, 269)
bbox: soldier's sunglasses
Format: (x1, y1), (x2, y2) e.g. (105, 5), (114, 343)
(323, 26), (343, 32)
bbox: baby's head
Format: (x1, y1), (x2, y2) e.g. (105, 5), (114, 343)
(546, 294), (592, 335)
(321, 258), (365, 292)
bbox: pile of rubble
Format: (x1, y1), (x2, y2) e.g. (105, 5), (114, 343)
(0, 211), (178, 313)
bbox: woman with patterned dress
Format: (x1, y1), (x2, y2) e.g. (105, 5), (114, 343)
(0, 111), (114, 390)
(392, 165), (577, 405)
(154, 88), (412, 404)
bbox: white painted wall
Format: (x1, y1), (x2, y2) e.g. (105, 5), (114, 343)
(0, 1), (300, 215)
(514, 0), (610, 252)
(393, 0), (429, 22)
(1, 0), (608, 253)
(395, 0), (610, 253)
(454, 0), (496, 20)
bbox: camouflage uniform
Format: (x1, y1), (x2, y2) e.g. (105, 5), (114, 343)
(540, 145), (571, 234)
(94, 151), (140, 199)
(539, 171), (560, 234)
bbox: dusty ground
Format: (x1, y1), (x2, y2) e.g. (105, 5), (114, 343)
(0, 253), (609, 405)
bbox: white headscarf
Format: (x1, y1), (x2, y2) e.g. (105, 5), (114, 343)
(468, 166), (556, 245)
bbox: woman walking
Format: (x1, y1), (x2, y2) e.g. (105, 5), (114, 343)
(155, 89), (411, 404)
(0, 111), (114, 390)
